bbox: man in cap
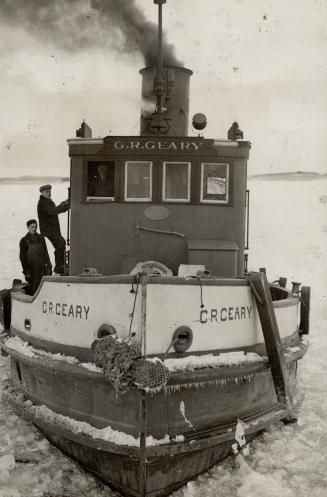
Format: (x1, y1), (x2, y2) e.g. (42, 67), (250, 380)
(37, 184), (69, 275)
(19, 219), (52, 295)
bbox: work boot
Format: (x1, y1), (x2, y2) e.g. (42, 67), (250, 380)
(54, 266), (65, 276)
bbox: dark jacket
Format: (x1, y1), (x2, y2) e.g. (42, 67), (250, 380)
(37, 195), (68, 237)
(87, 171), (115, 197)
(19, 233), (52, 276)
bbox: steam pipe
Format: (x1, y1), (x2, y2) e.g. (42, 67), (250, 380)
(154, 0), (166, 113)
(67, 186), (71, 246)
(157, 1), (163, 79)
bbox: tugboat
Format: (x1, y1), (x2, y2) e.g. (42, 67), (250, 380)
(0, 2), (310, 496)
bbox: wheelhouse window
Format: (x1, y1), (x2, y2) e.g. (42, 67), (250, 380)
(200, 163), (229, 203)
(87, 161), (115, 201)
(125, 161), (152, 201)
(162, 162), (191, 202)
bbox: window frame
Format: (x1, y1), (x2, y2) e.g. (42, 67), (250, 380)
(124, 160), (153, 202)
(200, 162), (229, 204)
(162, 161), (191, 203)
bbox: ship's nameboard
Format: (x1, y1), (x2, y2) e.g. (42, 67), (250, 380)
(68, 136), (250, 159)
(102, 136), (216, 155)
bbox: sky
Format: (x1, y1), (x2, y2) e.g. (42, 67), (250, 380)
(0, 0), (326, 177)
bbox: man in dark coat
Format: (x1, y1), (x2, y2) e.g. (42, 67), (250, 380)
(87, 164), (115, 197)
(19, 219), (52, 295)
(37, 184), (69, 275)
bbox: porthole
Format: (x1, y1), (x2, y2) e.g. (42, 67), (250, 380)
(24, 319), (31, 331)
(97, 324), (117, 339)
(172, 326), (193, 353)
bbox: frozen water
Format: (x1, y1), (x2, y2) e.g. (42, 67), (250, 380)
(1, 180), (327, 496)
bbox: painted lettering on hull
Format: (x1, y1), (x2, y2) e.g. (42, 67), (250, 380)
(42, 300), (90, 320)
(200, 306), (252, 324)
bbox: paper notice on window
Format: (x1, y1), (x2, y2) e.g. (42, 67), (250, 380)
(207, 176), (226, 195)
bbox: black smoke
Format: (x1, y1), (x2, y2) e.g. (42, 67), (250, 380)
(0, 0), (182, 66)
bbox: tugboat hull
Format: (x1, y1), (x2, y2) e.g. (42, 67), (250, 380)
(2, 332), (307, 497)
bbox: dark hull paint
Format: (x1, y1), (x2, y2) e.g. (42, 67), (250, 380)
(45, 431), (232, 497)
(7, 338), (304, 439)
(2, 338), (307, 497)
(5, 377), (296, 497)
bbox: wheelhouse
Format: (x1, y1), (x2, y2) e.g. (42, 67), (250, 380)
(68, 135), (250, 278)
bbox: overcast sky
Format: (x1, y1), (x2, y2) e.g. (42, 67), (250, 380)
(0, 0), (326, 177)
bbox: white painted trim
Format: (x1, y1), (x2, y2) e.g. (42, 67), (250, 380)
(162, 161), (191, 203)
(141, 277), (147, 355)
(124, 161), (153, 202)
(200, 163), (229, 204)
(213, 140), (238, 147)
(86, 196), (115, 202)
(67, 138), (104, 145)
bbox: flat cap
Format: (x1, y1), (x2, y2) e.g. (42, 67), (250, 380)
(26, 219), (37, 227)
(39, 184), (52, 192)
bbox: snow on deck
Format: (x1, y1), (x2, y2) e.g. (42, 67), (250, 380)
(164, 351), (267, 372)
(3, 336), (267, 374)
(2, 336), (103, 373)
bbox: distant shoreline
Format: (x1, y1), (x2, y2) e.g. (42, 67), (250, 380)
(248, 172), (327, 181)
(0, 176), (69, 185)
(0, 172), (326, 184)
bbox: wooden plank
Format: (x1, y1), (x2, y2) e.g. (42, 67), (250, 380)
(0, 288), (11, 331)
(248, 271), (293, 408)
(300, 286), (311, 335)
(139, 390), (147, 497)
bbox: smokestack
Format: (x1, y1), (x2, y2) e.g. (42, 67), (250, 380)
(140, 66), (193, 137)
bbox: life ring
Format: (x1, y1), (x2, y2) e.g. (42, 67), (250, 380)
(130, 260), (173, 276)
